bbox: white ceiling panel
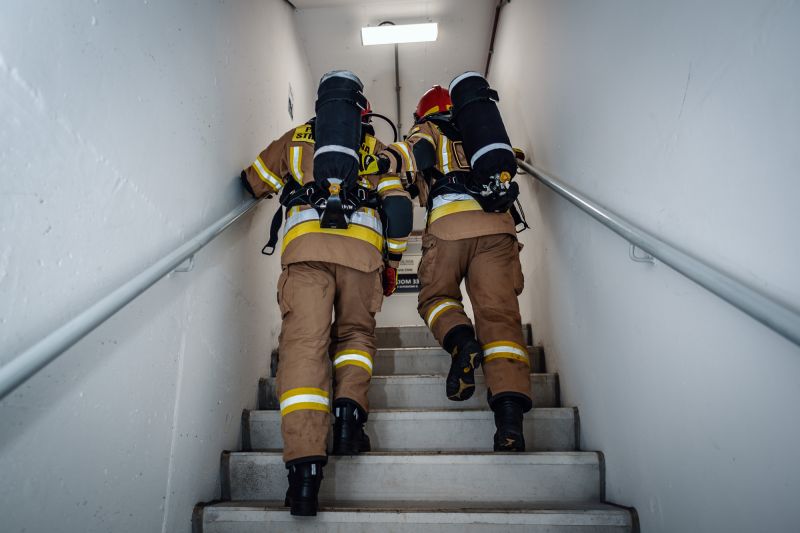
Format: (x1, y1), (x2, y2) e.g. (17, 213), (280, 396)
(295, 0), (496, 138)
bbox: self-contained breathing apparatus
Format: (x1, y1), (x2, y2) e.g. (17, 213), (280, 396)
(262, 70), (399, 255)
(420, 73), (528, 232)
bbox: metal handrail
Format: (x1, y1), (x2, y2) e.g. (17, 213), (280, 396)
(0, 198), (262, 401)
(517, 159), (800, 348)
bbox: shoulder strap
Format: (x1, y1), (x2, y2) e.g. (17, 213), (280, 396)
(419, 113), (462, 142)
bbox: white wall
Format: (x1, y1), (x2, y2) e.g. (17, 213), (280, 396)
(0, 2), (313, 532)
(490, 1), (800, 531)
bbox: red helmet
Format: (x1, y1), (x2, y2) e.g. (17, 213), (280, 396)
(415, 85), (452, 120)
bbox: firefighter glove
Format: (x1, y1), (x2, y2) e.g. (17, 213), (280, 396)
(382, 265), (399, 296)
(359, 153), (390, 176)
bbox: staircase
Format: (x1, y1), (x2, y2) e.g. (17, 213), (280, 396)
(194, 325), (635, 532)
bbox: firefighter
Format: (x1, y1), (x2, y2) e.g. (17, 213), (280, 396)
(363, 74), (531, 453)
(240, 70), (414, 516)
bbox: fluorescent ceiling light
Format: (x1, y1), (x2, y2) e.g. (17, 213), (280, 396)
(361, 23), (438, 46)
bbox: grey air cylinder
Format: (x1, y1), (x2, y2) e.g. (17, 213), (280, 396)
(313, 70), (366, 189)
(449, 71), (516, 184)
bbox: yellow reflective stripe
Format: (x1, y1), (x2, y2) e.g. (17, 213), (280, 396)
(281, 401), (331, 416)
(483, 340), (526, 352)
(425, 299), (462, 328)
(279, 387), (330, 416)
(289, 146), (304, 184)
(387, 238), (408, 253)
(429, 199), (483, 224)
(439, 136), (451, 174)
(483, 341), (530, 366)
(279, 386), (329, 402)
(253, 156), (283, 192)
(284, 207), (381, 234)
(390, 142), (414, 171)
(282, 220), (384, 253)
(333, 349), (373, 374)
(377, 177), (403, 192)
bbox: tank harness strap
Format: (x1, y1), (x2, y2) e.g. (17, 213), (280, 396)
(426, 172), (529, 233)
(262, 206), (285, 255)
(425, 173), (470, 211)
(315, 89), (368, 112)
(262, 178), (382, 255)
(510, 199), (530, 233)
(262, 180), (323, 256)
(450, 87), (500, 122)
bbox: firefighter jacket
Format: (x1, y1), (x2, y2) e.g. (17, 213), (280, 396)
(402, 120), (518, 241)
(242, 123), (413, 273)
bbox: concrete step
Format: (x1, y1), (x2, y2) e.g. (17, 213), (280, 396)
(374, 346), (545, 375)
(244, 408), (578, 452)
(222, 452), (602, 503)
(196, 502), (633, 533)
(259, 374), (559, 411)
(376, 324), (533, 349)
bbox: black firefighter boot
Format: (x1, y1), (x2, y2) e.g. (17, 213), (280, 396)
(284, 459), (325, 516)
(492, 396), (527, 452)
(443, 325), (484, 401)
(331, 399), (371, 455)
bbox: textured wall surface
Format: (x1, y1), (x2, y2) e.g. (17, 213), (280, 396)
(0, 2), (313, 532)
(490, 1), (800, 532)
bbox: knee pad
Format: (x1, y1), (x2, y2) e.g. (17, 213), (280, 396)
(382, 195), (413, 238)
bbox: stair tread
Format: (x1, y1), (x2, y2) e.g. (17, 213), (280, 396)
(250, 407), (573, 416)
(259, 373), (559, 410)
(370, 373), (554, 380)
(224, 452), (600, 503)
(199, 502), (632, 529)
(229, 451), (596, 462)
(206, 500), (625, 513)
(375, 325), (534, 350)
(246, 407), (577, 453)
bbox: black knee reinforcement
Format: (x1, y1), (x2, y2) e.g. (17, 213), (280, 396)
(382, 195), (413, 238)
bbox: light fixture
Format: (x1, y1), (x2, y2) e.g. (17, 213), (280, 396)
(361, 23), (438, 46)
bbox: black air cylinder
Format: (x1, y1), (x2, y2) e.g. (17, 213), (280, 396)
(449, 72), (516, 183)
(313, 70), (365, 188)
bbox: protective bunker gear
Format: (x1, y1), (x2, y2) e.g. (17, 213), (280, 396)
(241, 73), (413, 468)
(368, 77), (534, 419)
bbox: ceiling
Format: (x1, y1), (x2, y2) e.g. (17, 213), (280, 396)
(294, 0), (496, 139)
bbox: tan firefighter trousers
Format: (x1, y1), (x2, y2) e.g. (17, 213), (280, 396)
(276, 261), (383, 463)
(417, 233), (531, 402)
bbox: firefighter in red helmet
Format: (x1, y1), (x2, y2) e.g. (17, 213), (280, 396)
(363, 76), (531, 453)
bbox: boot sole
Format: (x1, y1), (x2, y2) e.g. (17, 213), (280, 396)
(288, 499), (318, 516)
(494, 432), (526, 452)
(331, 442), (371, 455)
(446, 349), (483, 401)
